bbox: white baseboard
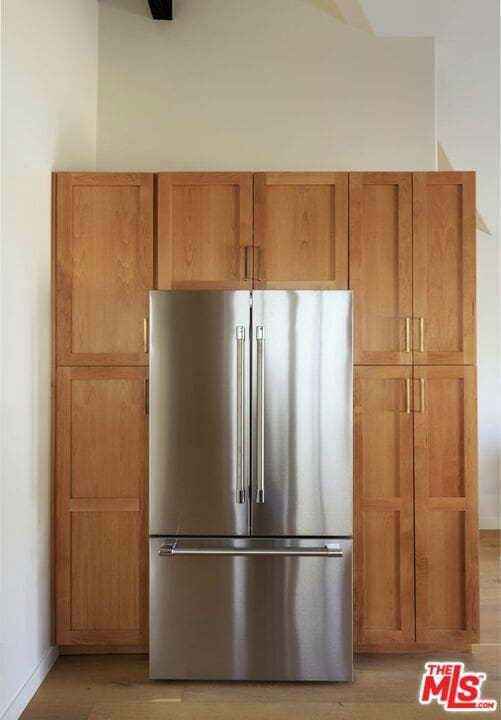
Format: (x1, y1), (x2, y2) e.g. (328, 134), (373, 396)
(1, 646), (58, 720)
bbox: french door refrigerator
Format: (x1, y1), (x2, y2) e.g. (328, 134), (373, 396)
(149, 290), (352, 681)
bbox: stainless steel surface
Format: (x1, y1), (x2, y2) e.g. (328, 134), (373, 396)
(405, 377), (411, 414)
(149, 291), (250, 536)
(255, 325), (265, 504)
(405, 316), (411, 353)
(159, 539), (343, 557)
(236, 326), (246, 504)
(251, 291), (352, 537)
(150, 536), (352, 681)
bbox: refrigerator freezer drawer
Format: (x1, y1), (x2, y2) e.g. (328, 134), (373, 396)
(150, 537), (352, 681)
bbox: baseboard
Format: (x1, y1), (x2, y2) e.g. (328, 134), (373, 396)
(1, 646), (58, 720)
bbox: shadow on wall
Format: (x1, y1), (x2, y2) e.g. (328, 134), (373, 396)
(438, 141), (491, 235)
(99, 0), (151, 19)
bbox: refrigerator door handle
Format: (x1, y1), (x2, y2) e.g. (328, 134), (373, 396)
(159, 542), (343, 558)
(256, 326), (265, 503)
(236, 326), (246, 504)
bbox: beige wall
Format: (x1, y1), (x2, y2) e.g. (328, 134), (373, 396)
(96, 0), (435, 171)
(436, 0), (501, 529)
(0, 2), (98, 718)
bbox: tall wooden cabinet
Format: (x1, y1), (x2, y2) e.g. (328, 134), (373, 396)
(352, 172), (478, 651)
(53, 170), (477, 653)
(54, 173), (153, 650)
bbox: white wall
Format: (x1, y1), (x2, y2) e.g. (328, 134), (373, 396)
(435, 0), (501, 529)
(0, 2), (98, 718)
(96, 0), (436, 171)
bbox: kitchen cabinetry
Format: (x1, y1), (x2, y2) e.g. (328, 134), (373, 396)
(353, 172), (478, 652)
(55, 366), (148, 647)
(53, 170), (477, 653)
(54, 173), (153, 650)
(56, 173), (153, 366)
(157, 172), (253, 289)
(253, 173), (348, 289)
(354, 366), (415, 646)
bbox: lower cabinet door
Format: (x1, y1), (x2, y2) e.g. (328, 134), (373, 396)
(354, 366), (415, 647)
(414, 365), (479, 645)
(55, 366), (148, 647)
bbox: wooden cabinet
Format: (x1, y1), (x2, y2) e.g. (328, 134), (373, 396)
(55, 367), (148, 647)
(157, 172), (253, 289)
(352, 171), (478, 652)
(413, 173), (476, 364)
(54, 173), (153, 650)
(56, 173), (154, 365)
(351, 172), (475, 366)
(350, 173), (412, 364)
(414, 365), (479, 645)
(354, 366), (415, 646)
(253, 173), (348, 289)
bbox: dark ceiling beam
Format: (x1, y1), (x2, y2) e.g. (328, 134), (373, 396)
(148, 0), (173, 20)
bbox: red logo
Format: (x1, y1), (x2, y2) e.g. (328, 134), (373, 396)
(419, 662), (497, 712)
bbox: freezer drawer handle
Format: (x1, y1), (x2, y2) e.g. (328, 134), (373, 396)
(236, 326), (246, 503)
(256, 326), (265, 503)
(159, 542), (343, 558)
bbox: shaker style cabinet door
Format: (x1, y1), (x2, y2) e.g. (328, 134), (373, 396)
(253, 173), (348, 289)
(353, 366), (415, 647)
(413, 172), (476, 364)
(55, 366), (148, 647)
(414, 365), (479, 646)
(156, 172), (253, 289)
(350, 173), (412, 365)
(55, 173), (154, 365)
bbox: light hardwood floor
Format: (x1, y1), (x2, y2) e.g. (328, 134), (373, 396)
(22, 531), (500, 720)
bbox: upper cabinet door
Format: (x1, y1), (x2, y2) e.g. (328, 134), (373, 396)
(56, 173), (154, 366)
(350, 173), (412, 365)
(157, 172), (253, 289)
(413, 172), (476, 364)
(253, 173), (348, 289)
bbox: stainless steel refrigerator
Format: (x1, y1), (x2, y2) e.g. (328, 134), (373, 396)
(149, 290), (352, 681)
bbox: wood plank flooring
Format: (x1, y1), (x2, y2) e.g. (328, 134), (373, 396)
(21, 531), (500, 720)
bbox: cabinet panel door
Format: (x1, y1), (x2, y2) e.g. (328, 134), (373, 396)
(157, 172), (253, 289)
(414, 366), (479, 645)
(56, 367), (148, 647)
(254, 173), (348, 289)
(350, 173), (412, 364)
(56, 173), (154, 365)
(354, 366), (415, 646)
(413, 172), (476, 364)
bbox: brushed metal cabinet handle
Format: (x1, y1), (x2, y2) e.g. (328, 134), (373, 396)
(256, 326), (265, 503)
(244, 246), (251, 281)
(236, 326), (246, 504)
(419, 317), (425, 353)
(405, 317), (411, 353)
(144, 378), (149, 415)
(143, 318), (149, 354)
(405, 378), (411, 414)
(419, 377), (426, 413)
